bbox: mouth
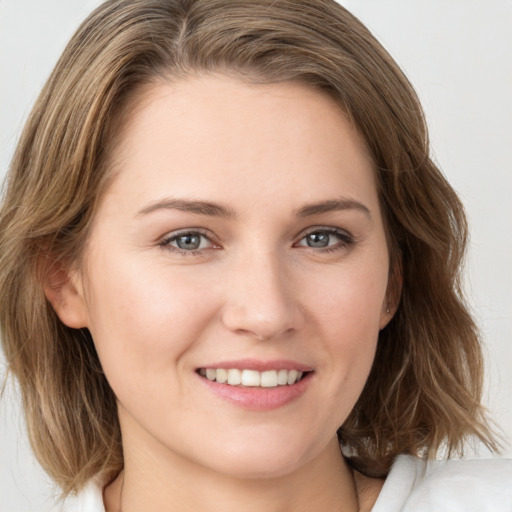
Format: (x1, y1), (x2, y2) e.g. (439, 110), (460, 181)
(197, 367), (311, 387)
(196, 361), (314, 410)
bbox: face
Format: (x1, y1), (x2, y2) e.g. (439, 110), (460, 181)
(58, 75), (393, 479)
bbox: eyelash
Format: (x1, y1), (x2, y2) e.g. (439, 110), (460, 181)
(295, 228), (354, 253)
(158, 229), (218, 256)
(158, 227), (354, 256)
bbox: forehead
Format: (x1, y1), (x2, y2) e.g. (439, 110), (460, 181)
(101, 75), (378, 216)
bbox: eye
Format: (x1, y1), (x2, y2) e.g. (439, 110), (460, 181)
(295, 228), (353, 251)
(159, 230), (215, 253)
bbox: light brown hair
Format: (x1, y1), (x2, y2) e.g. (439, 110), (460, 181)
(0, 0), (497, 494)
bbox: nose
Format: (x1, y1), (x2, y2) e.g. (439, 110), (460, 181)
(221, 251), (304, 341)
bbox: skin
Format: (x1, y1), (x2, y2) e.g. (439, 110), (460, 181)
(48, 75), (393, 511)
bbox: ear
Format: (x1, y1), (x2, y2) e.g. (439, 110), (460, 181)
(43, 259), (89, 329)
(379, 256), (403, 330)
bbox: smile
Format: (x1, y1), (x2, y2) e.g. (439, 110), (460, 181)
(198, 368), (306, 387)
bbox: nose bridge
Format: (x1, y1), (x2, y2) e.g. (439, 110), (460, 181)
(221, 246), (301, 340)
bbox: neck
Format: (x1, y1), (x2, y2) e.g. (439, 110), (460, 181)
(105, 436), (359, 512)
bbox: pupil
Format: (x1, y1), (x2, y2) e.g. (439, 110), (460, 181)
(307, 232), (329, 248)
(177, 234), (200, 250)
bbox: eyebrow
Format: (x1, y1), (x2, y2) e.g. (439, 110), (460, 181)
(137, 196), (371, 219)
(137, 198), (236, 218)
(295, 198), (372, 219)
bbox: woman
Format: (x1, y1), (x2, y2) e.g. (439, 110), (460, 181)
(0, 1), (510, 511)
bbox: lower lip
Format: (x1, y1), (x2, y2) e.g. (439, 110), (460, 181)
(197, 373), (313, 411)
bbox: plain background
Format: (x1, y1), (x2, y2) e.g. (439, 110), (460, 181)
(1, 1), (511, 510)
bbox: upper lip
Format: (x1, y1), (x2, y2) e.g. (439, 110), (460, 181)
(196, 359), (313, 372)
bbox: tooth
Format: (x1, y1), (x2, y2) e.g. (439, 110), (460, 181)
(277, 369), (288, 385)
(241, 369), (260, 386)
(277, 370), (288, 386)
(227, 369), (242, 385)
(216, 368), (228, 383)
(287, 369), (298, 385)
(261, 370), (278, 387)
(203, 367), (306, 387)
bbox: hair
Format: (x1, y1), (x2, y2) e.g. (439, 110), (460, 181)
(0, 0), (498, 495)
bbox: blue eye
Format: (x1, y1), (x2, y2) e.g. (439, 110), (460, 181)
(160, 231), (213, 252)
(297, 229), (353, 250)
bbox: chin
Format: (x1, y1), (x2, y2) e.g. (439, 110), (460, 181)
(212, 453), (306, 480)
(194, 430), (327, 480)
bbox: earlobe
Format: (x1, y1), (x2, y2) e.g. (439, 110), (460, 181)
(43, 261), (89, 329)
(379, 257), (403, 330)
(379, 303), (395, 330)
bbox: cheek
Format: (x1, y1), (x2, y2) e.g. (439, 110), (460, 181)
(307, 260), (387, 387)
(82, 254), (216, 383)
(312, 259), (388, 335)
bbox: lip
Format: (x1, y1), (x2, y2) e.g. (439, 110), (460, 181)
(195, 359), (314, 411)
(196, 358), (314, 372)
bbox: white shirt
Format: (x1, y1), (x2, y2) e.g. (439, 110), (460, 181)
(372, 455), (512, 511)
(62, 455), (512, 511)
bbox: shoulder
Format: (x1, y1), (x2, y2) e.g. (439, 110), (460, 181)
(372, 454), (512, 512)
(60, 479), (105, 512)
